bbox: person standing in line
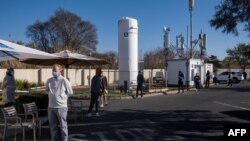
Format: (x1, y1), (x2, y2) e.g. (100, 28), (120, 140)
(205, 70), (211, 88)
(87, 68), (102, 117)
(100, 73), (108, 107)
(178, 71), (184, 93)
(227, 72), (233, 87)
(46, 64), (73, 141)
(194, 73), (201, 91)
(213, 71), (218, 85)
(136, 71), (144, 98)
(1, 67), (16, 107)
(243, 71), (247, 81)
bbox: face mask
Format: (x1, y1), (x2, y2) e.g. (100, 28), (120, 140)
(52, 71), (59, 78)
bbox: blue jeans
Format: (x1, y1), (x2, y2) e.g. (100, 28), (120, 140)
(48, 107), (68, 141)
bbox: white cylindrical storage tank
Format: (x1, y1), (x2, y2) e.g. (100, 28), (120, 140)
(118, 17), (138, 86)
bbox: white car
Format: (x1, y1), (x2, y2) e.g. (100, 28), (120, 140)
(216, 71), (244, 83)
(153, 71), (165, 83)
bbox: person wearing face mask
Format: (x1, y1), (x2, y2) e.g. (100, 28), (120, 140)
(46, 64), (73, 141)
(1, 67), (16, 107)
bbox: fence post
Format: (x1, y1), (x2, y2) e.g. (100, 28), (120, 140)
(38, 69), (42, 85)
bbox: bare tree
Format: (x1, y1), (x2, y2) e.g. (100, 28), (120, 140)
(26, 8), (98, 53)
(93, 51), (118, 69)
(143, 47), (175, 69)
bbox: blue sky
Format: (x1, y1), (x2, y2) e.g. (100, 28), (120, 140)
(0, 0), (249, 60)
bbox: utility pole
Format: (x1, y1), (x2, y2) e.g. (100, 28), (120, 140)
(163, 26), (170, 88)
(189, 0), (194, 58)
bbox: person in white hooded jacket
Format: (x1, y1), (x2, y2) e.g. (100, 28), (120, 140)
(1, 67), (16, 107)
(46, 64), (73, 141)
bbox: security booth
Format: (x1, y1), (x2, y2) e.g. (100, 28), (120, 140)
(167, 59), (213, 87)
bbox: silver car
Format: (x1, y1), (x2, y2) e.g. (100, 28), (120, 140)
(216, 71), (244, 83)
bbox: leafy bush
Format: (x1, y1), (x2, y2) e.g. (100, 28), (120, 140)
(15, 80), (44, 90)
(15, 94), (48, 116)
(0, 101), (3, 108)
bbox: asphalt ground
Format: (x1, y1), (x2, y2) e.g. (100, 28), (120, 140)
(5, 82), (250, 141)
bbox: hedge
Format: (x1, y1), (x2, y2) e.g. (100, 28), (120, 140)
(14, 94), (48, 116)
(0, 80), (44, 91)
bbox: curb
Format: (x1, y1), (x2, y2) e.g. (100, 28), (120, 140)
(143, 93), (164, 97)
(106, 88), (198, 100)
(164, 88), (197, 95)
(106, 93), (165, 100)
(108, 96), (133, 100)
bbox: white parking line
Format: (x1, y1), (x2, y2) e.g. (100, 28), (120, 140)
(213, 101), (250, 111)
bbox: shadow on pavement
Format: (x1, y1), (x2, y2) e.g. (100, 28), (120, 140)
(15, 110), (246, 141)
(203, 85), (250, 92)
(221, 110), (250, 122)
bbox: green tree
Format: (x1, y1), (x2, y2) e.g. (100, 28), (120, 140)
(210, 0), (250, 36)
(26, 8), (98, 53)
(226, 43), (250, 70)
(222, 57), (235, 70)
(206, 55), (221, 71)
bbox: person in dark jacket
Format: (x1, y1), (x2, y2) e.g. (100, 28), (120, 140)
(243, 71), (247, 81)
(194, 73), (201, 91)
(136, 71), (144, 98)
(227, 72), (233, 87)
(1, 67), (16, 107)
(205, 71), (211, 88)
(87, 68), (102, 117)
(178, 71), (184, 93)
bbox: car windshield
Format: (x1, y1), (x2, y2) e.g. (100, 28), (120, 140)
(220, 72), (228, 75)
(236, 72), (242, 75)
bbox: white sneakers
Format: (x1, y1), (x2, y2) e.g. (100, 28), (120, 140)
(100, 104), (108, 108)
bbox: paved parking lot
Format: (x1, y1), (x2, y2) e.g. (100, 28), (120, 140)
(4, 82), (250, 141)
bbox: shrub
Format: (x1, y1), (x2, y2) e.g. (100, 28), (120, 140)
(15, 94), (48, 116)
(15, 80), (44, 90)
(0, 101), (3, 108)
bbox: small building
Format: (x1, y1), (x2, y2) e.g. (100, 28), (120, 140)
(167, 59), (213, 86)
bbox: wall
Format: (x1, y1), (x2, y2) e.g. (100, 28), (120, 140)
(1, 67), (248, 86)
(167, 60), (187, 85)
(0, 69), (124, 86)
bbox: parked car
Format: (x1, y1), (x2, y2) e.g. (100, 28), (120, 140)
(153, 71), (165, 83)
(216, 71), (243, 83)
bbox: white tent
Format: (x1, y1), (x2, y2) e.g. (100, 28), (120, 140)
(0, 39), (58, 61)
